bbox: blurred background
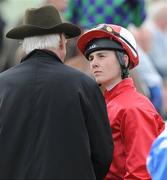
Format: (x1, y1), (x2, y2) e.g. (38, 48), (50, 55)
(0, 0), (167, 120)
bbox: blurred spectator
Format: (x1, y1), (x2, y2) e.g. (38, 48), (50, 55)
(65, 0), (146, 30)
(146, 2), (167, 80)
(147, 123), (167, 180)
(137, 47), (163, 114)
(130, 26), (164, 115)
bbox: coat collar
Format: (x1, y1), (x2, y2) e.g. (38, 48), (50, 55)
(20, 49), (63, 64)
(104, 78), (136, 103)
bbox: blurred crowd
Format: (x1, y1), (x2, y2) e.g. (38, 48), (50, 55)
(0, 0), (167, 120)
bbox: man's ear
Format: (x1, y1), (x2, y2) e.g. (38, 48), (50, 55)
(59, 34), (64, 49)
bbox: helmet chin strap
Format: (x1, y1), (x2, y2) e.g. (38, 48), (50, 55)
(115, 51), (130, 79)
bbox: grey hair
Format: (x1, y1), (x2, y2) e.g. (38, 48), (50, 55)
(22, 34), (61, 54)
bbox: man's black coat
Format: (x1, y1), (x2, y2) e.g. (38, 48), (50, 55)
(0, 49), (113, 179)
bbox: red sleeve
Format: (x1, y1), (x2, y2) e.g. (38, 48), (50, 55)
(120, 107), (164, 179)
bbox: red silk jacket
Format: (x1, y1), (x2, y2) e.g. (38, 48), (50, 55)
(104, 78), (165, 180)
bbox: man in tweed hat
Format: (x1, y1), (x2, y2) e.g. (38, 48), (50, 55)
(0, 5), (113, 179)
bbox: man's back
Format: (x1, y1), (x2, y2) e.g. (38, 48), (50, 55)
(0, 49), (113, 179)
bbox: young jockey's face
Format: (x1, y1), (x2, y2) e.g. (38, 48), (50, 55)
(89, 50), (122, 88)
